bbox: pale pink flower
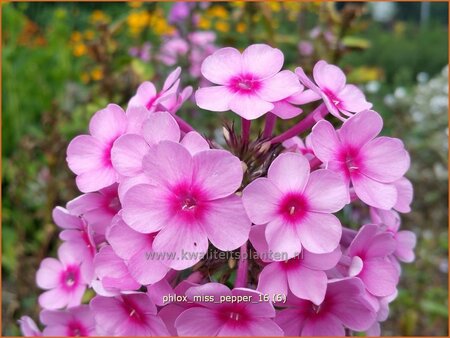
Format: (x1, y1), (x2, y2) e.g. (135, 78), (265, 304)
(18, 316), (42, 336)
(128, 67), (192, 114)
(250, 224), (341, 305)
(106, 215), (170, 285)
(66, 183), (120, 238)
(36, 243), (88, 310)
(298, 41), (314, 56)
(122, 141), (251, 269)
(175, 283), (283, 336)
(282, 135), (315, 160)
(66, 104), (127, 193)
(52, 207), (95, 281)
(346, 224), (399, 297)
(271, 86), (320, 119)
(275, 278), (377, 336)
(93, 245), (140, 292)
(90, 293), (169, 336)
(370, 208), (416, 263)
(158, 37), (189, 66)
(242, 152), (348, 258)
(311, 110), (410, 209)
(296, 60), (372, 120)
(196, 44), (301, 119)
(40, 305), (96, 336)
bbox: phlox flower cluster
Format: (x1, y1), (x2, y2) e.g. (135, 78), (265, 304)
(20, 44), (415, 337)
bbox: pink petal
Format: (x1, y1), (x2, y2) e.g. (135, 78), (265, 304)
(111, 134), (149, 177)
(338, 84), (372, 113)
(128, 249), (170, 285)
(338, 110), (383, 149)
(128, 81), (157, 108)
(245, 318), (284, 336)
(310, 120), (341, 163)
(275, 308), (306, 336)
(152, 218), (208, 270)
(351, 172), (398, 210)
(229, 94), (274, 120)
(142, 112), (181, 145)
(297, 212), (342, 254)
(36, 258), (62, 289)
(289, 88), (321, 105)
(313, 60), (346, 93)
(271, 100), (303, 119)
(201, 195), (251, 251)
(163, 67), (181, 91)
(175, 307), (223, 336)
(75, 166), (118, 193)
(349, 256), (364, 277)
(257, 262), (288, 298)
(287, 265), (327, 305)
(39, 288), (72, 310)
(186, 283), (231, 308)
(106, 216), (148, 260)
(302, 313), (345, 336)
(125, 105), (152, 134)
(52, 207), (83, 230)
(181, 132), (210, 155)
(360, 137), (410, 183)
(266, 217), (302, 260)
(359, 258), (399, 297)
(233, 288), (277, 318)
(302, 247), (342, 271)
(118, 174), (154, 203)
(295, 67), (321, 94)
(192, 149), (242, 200)
(249, 224), (270, 262)
(201, 47), (242, 84)
(303, 169), (348, 213)
(395, 231), (416, 262)
(393, 177), (413, 213)
(89, 104), (127, 143)
(195, 86), (235, 112)
(66, 135), (104, 174)
(142, 141), (193, 188)
(365, 232), (397, 258)
(242, 178), (282, 224)
(268, 152), (310, 193)
(348, 224), (379, 257)
(122, 184), (171, 233)
(258, 70), (301, 102)
(242, 44), (284, 78)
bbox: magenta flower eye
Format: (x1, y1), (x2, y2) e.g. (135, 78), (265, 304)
(23, 43), (415, 337)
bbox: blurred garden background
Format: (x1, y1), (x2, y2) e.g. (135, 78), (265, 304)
(2, 2), (448, 336)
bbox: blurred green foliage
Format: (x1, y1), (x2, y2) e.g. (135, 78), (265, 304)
(2, 2), (448, 336)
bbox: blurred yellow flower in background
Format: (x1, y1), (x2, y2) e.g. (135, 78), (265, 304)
(91, 68), (104, 81)
(215, 21), (230, 33)
(151, 15), (176, 36)
(129, 2), (142, 8)
(127, 10), (151, 35)
(236, 22), (247, 33)
(90, 10), (110, 24)
(70, 31), (83, 43)
(198, 17), (211, 30)
(207, 6), (228, 19)
(73, 43), (87, 57)
(84, 30), (95, 41)
(80, 72), (90, 83)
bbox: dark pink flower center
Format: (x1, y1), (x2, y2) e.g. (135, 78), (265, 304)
(107, 196), (121, 214)
(60, 265), (80, 290)
(170, 182), (207, 222)
(218, 306), (249, 325)
(278, 193), (309, 223)
(67, 321), (88, 337)
(228, 74), (261, 93)
(122, 298), (146, 325)
(338, 147), (361, 178)
(323, 88), (341, 107)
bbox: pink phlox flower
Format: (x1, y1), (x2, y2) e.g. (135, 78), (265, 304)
(40, 305), (96, 336)
(36, 243), (88, 310)
(242, 152), (348, 258)
(250, 224), (341, 305)
(18, 316), (42, 336)
(90, 292), (169, 336)
(311, 110), (410, 210)
(52, 207), (96, 282)
(345, 224), (399, 297)
(66, 104), (127, 193)
(392, 177), (414, 213)
(275, 278), (377, 336)
(157, 37), (189, 66)
(122, 140), (251, 270)
(271, 85), (321, 119)
(128, 67), (193, 114)
(370, 208), (416, 263)
(296, 60), (372, 120)
(175, 283), (283, 336)
(196, 44), (301, 119)
(106, 215), (170, 285)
